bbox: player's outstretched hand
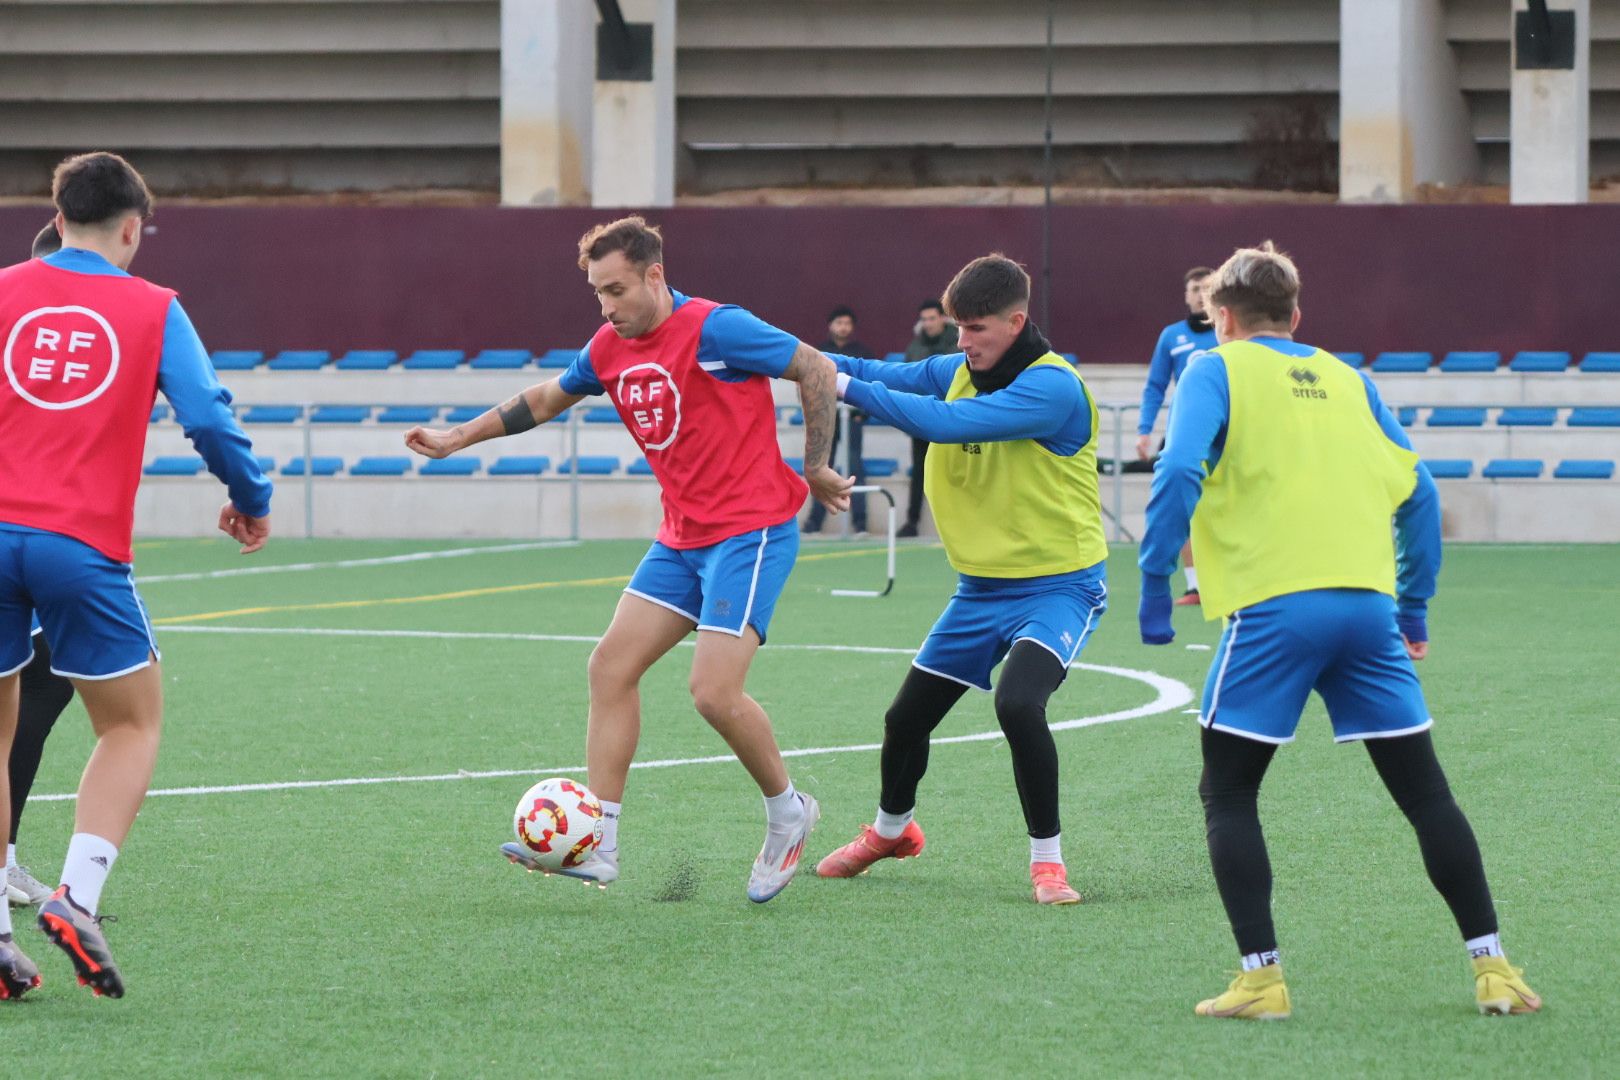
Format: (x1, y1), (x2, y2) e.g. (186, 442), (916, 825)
(405, 426), (462, 459)
(807, 465), (855, 514)
(217, 502), (271, 554)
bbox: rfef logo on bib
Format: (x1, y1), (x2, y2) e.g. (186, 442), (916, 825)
(3, 305), (121, 411)
(614, 362), (682, 451)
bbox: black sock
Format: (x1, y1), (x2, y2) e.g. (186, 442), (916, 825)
(1199, 726), (1280, 957)
(993, 641), (1068, 839)
(11, 636), (75, 840)
(1364, 730), (1498, 941)
(879, 667), (968, 815)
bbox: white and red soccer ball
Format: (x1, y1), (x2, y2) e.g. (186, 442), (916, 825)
(512, 777), (604, 871)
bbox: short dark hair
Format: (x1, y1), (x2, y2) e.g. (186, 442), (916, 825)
(918, 299), (945, 316)
(942, 254), (1030, 322)
(31, 221), (61, 259)
(827, 305), (856, 324)
(576, 215), (663, 271)
(52, 152), (152, 226)
(1207, 241), (1300, 328)
(1184, 265), (1215, 283)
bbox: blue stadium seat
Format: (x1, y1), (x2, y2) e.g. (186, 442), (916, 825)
(420, 457), (480, 477)
(1334, 352), (1365, 368)
(1371, 351), (1432, 373)
(149, 403), (169, 423)
(538, 349), (577, 369)
(469, 349), (531, 370)
(1439, 351), (1500, 373)
(266, 350), (330, 371)
(489, 455), (550, 476)
(1569, 407), (1620, 427)
(1496, 407), (1557, 427)
(1509, 351), (1571, 373)
(281, 456), (343, 477)
(1482, 459), (1544, 480)
(783, 456), (804, 472)
(1579, 352), (1620, 372)
(1423, 459), (1473, 479)
(1427, 407), (1486, 427)
(584, 406), (619, 423)
(334, 350), (398, 371)
(1554, 459), (1614, 480)
(1397, 406), (1419, 428)
(350, 456), (412, 477)
(241, 405), (303, 424)
(211, 350), (264, 371)
(862, 458), (900, 478)
(144, 456), (203, 476)
(401, 350), (464, 370)
(311, 405), (371, 424)
(256, 455), (276, 473)
(559, 456), (620, 475)
(1059, 352), (1079, 366)
(627, 457), (655, 476)
(377, 405), (439, 424)
(444, 406), (491, 424)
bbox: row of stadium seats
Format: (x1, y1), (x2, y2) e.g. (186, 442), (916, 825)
(1396, 406), (1620, 428)
(1424, 459), (1616, 480)
(147, 403), (906, 428)
(203, 348), (1620, 374)
(142, 455), (907, 478)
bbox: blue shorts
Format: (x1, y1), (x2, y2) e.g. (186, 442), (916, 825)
(1200, 588), (1431, 745)
(0, 525), (160, 680)
(625, 518), (799, 643)
(914, 566), (1108, 691)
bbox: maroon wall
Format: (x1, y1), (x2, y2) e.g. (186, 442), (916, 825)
(3, 203), (1616, 362)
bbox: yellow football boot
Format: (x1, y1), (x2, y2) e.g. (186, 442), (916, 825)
(1195, 964), (1291, 1020)
(1474, 956), (1542, 1015)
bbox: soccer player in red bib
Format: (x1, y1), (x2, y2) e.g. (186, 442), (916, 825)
(406, 216), (849, 903)
(0, 153), (273, 1000)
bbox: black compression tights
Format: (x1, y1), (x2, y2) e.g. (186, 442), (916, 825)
(1199, 726), (1499, 956)
(10, 636), (75, 840)
(879, 641), (1069, 838)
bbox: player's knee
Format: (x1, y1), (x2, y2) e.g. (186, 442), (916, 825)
(992, 684), (1045, 735)
(688, 676), (740, 725)
(587, 642), (636, 694)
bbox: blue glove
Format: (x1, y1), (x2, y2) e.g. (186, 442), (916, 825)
(1139, 574), (1175, 645)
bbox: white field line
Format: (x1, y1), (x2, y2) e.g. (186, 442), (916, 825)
(137, 541), (581, 583)
(31, 625), (1194, 803)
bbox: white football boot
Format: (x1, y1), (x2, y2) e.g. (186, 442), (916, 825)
(499, 843), (619, 887)
(6, 864), (52, 906)
(747, 793), (820, 904)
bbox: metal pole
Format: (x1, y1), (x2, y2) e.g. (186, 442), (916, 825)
(837, 403), (853, 538)
(302, 401), (314, 539)
(569, 406), (581, 541)
(1112, 405), (1126, 543)
(830, 486), (897, 598)
(1040, 0), (1054, 333)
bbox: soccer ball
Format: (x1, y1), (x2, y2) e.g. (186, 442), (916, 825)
(512, 777), (604, 872)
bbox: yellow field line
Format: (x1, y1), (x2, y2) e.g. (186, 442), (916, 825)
(152, 544), (921, 625)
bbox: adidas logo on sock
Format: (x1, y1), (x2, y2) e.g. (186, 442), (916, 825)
(90, 856), (109, 869)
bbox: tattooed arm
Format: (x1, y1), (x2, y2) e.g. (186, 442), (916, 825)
(780, 341), (854, 514)
(404, 379), (585, 459)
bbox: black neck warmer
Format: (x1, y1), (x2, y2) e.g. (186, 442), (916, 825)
(1187, 312), (1213, 334)
(968, 319), (1053, 394)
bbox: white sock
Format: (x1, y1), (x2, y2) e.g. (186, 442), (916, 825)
(0, 896), (10, 937)
(598, 800), (622, 854)
(763, 783), (804, 829)
(59, 833), (118, 914)
(1184, 566), (1199, 591)
(873, 807), (913, 840)
(1466, 932), (1503, 959)
(5, 843), (14, 870)
(1241, 949), (1280, 971)
(1030, 833), (1063, 865)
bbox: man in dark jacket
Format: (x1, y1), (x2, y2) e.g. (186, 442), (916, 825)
(897, 300), (959, 537)
(804, 305), (873, 534)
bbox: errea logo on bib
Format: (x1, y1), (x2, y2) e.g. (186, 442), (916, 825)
(614, 361), (682, 451)
(4, 306), (121, 410)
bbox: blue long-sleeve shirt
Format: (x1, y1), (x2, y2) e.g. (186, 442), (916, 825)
(40, 248), (272, 518)
(1138, 337), (1440, 615)
(831, 352), (1092, 455)
(1139, 318), (1218, 435)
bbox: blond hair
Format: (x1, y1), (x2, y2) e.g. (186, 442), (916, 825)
(1206, 241), (1299, 328)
